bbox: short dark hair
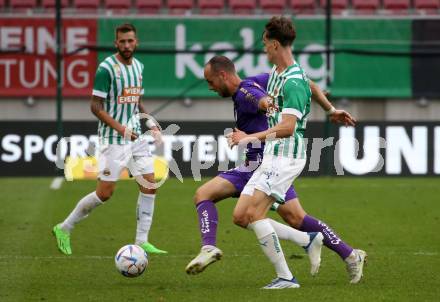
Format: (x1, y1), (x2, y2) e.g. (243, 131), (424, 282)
(264, 16), (296, 47)
(115, 23), (136, 39)
(206, 55), (236, 74)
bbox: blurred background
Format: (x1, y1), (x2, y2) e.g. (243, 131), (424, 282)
(1, 0), (439, 178)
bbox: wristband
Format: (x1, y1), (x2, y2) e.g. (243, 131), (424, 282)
(326, 106), (336, 116)
(146, 119), (157, 129)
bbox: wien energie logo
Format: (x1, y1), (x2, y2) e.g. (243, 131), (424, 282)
(117, 87), (142, 104)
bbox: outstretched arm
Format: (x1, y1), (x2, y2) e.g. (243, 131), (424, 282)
(310, 80), (356, 126)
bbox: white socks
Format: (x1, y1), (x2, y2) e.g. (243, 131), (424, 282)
(135, 192), (155, 245)
(268, 218), (310, 247)
(60, 192), (103, 233)
(248, 219), (293, 280)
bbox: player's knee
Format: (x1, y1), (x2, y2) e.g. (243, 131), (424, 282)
(137, 177), (156, 193)
(287, 215), (303, 229)
(96, 190), (112, 202)
(232, 212), (249, 228)
(193, 187), (210, 205)
(140, 188), (156, 195)
(294, 212), (306, 227)
(278, 207), (304, 229)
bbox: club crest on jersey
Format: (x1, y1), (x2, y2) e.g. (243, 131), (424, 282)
(113, 64), (121, 78)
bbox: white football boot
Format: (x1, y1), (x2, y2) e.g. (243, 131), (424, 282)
(185, 246), (223, 275)
(262, 277), (300, 289)
(304, 232), (324, 276)
(345, 249), (367, 284)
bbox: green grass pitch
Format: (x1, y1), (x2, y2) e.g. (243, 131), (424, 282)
(0, 177), (439, 301)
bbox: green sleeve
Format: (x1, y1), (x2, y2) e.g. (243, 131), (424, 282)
(92, 66), (111, 99)
(282, 79), (310, 118)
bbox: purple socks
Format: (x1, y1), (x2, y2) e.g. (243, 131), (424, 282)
(300, 215), (353, 260)
(196, 200), (218, 247)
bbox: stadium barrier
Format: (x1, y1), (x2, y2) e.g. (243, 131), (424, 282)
(0, 121), (438, 177)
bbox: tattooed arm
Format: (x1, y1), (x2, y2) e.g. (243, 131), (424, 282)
(90, 95), (137, 141)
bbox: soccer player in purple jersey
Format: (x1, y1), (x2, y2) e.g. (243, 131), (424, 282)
(186, 55), (366, 284)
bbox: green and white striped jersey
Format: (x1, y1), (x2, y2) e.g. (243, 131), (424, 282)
(92, 54), (144, 145)
(264, 62), (312, 159)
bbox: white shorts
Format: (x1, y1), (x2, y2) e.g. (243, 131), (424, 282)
(98, 139), (154, 182)
(242, 154), (306, 203)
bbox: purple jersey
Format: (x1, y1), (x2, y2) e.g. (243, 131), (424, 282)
(247, 73), (269, 90)
(232, 73), (270, 162)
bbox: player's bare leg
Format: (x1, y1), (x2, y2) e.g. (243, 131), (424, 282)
(186, 176), (237, 275)
(276, 198), (305, 229)
(96, 180), (117, 202)
(53, 180), (113, 255)
(135, 173), (167, 254)
(276, 198), (366, 282)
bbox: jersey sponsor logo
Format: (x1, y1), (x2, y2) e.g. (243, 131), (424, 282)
(117, 95), (140, 104)
(239, 87), (248, 94)
(123, 87), (142, 96)
(103, 168), (111, 176)
(117, 87), (142, 104)
(239, 87), (258, 104)
(245, 93), (257, 103)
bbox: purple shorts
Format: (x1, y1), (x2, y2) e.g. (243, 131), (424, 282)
(218, 167), (298, 201)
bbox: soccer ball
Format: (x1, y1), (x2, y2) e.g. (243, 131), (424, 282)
(114, 244), (148, 277)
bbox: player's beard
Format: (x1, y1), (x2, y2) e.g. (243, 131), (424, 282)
(118, 47), (135, 61)
(219, 84), (231, 97)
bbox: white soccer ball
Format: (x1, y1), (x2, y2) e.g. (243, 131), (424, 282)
(114, 244), (148, 277)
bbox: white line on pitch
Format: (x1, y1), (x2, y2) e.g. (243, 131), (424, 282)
(413, 252), (438, 256)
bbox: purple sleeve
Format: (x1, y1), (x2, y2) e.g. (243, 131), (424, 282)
(236, 82), (268, 114)
(252, 73), (270, 90)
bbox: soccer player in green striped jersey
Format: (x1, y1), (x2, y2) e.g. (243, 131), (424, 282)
(53, 23), (167, 256)
(228, 16), (363, 289)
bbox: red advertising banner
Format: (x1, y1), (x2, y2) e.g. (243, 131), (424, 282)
(0, 18), (97, 97)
